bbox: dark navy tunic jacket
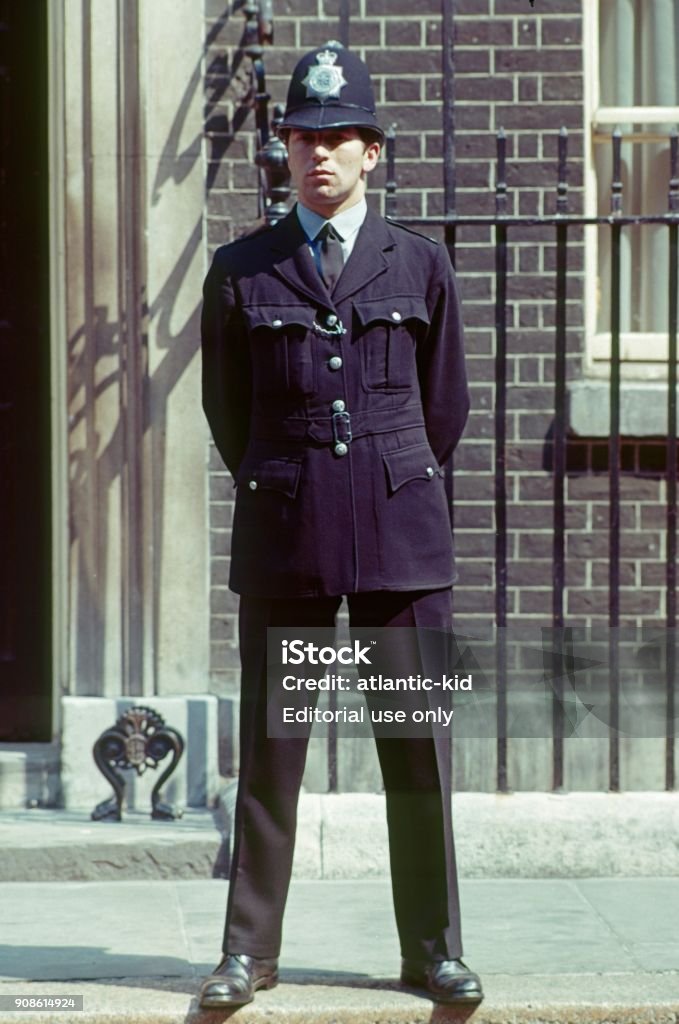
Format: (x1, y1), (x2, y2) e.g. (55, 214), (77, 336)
(201, 207), (470, 598)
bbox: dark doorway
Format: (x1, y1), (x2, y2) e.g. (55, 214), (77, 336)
(0, 2), (52, 740)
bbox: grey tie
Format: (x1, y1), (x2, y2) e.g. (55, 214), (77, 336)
(316, 223), (345, 293)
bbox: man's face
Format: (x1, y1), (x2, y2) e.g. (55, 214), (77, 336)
(285, 127), (381, 216)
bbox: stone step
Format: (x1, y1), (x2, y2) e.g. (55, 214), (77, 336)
(0, 809), (227, 882)
(1, 791), (679, 881)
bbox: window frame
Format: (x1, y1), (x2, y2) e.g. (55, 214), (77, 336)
(582, 0), (679, 380)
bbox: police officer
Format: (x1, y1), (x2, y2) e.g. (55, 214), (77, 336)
(199, 42), (482, 1008)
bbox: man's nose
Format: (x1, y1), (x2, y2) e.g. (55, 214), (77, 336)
(312, 135), (330, 157)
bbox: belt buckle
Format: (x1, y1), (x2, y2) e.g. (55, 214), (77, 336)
(331, 410), (352, 445)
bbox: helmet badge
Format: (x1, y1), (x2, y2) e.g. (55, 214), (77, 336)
(301, 50), (348, 101)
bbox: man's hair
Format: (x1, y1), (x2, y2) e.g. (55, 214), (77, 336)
(356, 127), (383, 148)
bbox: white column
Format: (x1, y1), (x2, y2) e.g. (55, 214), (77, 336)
(60, 0), (209, 700)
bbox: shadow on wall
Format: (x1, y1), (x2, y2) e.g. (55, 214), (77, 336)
(203, 4), (270, 192)
(67, 5), (259, 694)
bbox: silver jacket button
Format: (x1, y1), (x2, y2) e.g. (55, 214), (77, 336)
(248, 480), (258, 490)
(329, 356), (342, 370)
(334, 442), (348, 457)
(391, 310), (402, 322)
(426, 466), (435, 478)
(332, 399), (346, 412)
(326, 313), (338, 327)
(271, 318), (283, 328)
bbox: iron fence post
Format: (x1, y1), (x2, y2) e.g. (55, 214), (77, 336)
(666, 131), (679, 790)
(607, 128), (623, 791)
(552, 126), (569, 791)
(494, 128), (509, 793)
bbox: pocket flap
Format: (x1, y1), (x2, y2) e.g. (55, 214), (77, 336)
(238, 458), (302, 498)
(383, 444), (443, 494)
(242, 304), (315, 332)
(354, 295), (430, 328)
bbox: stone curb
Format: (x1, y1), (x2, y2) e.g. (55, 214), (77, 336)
(236, 790), (679, 880)
(2, 791), (679, 880)
(0, 974), (677, 1024)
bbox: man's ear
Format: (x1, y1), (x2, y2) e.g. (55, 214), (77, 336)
(362, 140), (381, 174)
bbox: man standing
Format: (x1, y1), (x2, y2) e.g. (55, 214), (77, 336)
(199, 43), (481, 1008)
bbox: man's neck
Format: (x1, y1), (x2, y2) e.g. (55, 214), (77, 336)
(297, 197), (367, 227)
(298, 195), (367, 220)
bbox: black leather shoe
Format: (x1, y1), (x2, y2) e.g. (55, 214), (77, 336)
(199, 954), (279, 1008)
(401, 957), (483, 1004)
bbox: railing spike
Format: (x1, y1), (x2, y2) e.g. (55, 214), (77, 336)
(557, 126), (569, 215)
(385, 124), (397, 219)
(496, 128), (508, 216)
(611, 128), (623, 216)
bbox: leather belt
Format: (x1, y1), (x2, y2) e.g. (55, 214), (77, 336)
(251, 404), (426, 445)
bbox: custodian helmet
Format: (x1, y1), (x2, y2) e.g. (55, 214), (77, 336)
(278, 42), (384, 143)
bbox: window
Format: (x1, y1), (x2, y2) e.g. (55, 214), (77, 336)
(583, 0), (679, 378)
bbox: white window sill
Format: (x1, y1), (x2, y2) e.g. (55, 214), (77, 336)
(567, 380), (678, 438)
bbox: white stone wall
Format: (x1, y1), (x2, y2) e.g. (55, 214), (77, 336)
(57, 0), (210, 702)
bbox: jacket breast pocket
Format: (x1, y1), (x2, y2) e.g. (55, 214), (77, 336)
(243, 303), (317, 399)
(354, 295), (430, 392)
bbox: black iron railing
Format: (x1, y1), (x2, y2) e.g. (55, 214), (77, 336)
(385, 126), (679, 793)
(231, 0), (678, 794)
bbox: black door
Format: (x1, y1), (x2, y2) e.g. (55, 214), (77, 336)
(0, 2), (52, 740)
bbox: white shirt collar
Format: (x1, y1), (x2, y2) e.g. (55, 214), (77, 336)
(296, 198), (368, 243)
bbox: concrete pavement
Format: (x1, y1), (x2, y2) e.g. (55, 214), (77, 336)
(1, 797), (678, 1021)
(0, 877), (678, 1022)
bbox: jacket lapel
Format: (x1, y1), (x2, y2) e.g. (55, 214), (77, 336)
(269, 210), (332, 307)
(332, 209), (394, 305)
(267, 207), (396, 308)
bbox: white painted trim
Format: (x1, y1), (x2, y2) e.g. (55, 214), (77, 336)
(47, 0), (69, 738)
(582, 2), (676, 375)
(593, 130), (679, 144)
(594, 106), (679, 124)
(582, 0), (600, 375)
(591, 332), (672, 362)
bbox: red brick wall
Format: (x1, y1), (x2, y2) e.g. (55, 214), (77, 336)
(203, 0), (670, 691)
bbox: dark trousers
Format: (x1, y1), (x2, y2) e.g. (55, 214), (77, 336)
(223, 589), (462, 962)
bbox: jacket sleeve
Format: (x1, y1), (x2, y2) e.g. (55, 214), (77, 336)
(200, 250), (252, 479)
(417, 242), (470, 466)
